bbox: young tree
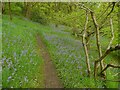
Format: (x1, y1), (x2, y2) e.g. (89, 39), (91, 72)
(82, 10), (91, 77)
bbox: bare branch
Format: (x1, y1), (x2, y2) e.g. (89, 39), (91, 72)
(100, 64), (120, 74)
(99, 2), (116, 30)
(83, 3), (116, 35)
(96, 44), (120, 63)
(76, 3), (93, 13)
(106, 18), (114, 50)
(94, 44), (120, 78)
(106, 2), (116, 17)
(97, 3), (112, 21)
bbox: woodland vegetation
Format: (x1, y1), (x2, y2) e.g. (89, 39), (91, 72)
(2, 1), (120, 88)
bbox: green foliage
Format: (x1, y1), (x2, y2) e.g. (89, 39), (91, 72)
(3, 2), (23, 15)
(31, 7), (48, 25)
(106, 70), (118, 88)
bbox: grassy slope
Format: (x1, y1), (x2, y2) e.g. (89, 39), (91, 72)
(2, 15), (118, 88)
(2, 15), (45, 88)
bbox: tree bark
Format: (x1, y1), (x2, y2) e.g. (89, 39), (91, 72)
(8, 1), (12, 20)
(82, 11), (91, 77)
(90, 12), (104, 73)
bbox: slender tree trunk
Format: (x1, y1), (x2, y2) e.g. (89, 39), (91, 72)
(90, 12), (105, 78)
(54, 2), (59, 27)
(2, 2), (5, 14)
(94, 17), (115, 78)
(24, 1), (27, 16)
(8, 1), (12, 20)
(25, 3), (29, 18)
(106, 18), (114, 50)
(24, 1), (31, 18)
(0, 2), (2, 15)
(82, 11), (91, 77)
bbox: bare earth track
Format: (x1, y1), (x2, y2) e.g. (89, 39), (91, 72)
(36, 34), (63, 88)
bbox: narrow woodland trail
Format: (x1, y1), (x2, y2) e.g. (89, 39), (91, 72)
(36, 34), (63, 88)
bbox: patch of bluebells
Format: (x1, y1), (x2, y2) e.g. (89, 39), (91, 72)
(43, 30), (88, 87)
(2, 19), (42, 88)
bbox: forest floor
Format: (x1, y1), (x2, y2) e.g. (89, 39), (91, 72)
(36, 34), (63, 88)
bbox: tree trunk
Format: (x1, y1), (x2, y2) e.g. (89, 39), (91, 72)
(94, 17), (115, 78)
(2, 2), (5, 14)
(82, 11), (91, 77)
(24, 1), (27, 16)
(90, 12), (105, 78)
(24, 1), (31, 19)
(8, 1), (12, 20)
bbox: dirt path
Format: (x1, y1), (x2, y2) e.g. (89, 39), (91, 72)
(36, 34), (63, 88)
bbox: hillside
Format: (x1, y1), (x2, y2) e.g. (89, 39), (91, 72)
(2, 15), (119, 88)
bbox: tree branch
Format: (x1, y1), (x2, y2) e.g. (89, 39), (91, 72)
(95, 44), (120, 64)
(100, 64), (120, 75)
(94, 44), (120, 78)
(97, 3), (112, 21)
(84, 3), (116, 35)
(99, 2), (116, 30)
(106, 2), (116, 17)
(106, 18), (114, 50)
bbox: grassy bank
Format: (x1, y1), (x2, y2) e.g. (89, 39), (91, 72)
(2, 15), (45, 88)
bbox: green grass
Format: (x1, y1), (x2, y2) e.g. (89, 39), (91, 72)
(2, 15), (45, 88)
